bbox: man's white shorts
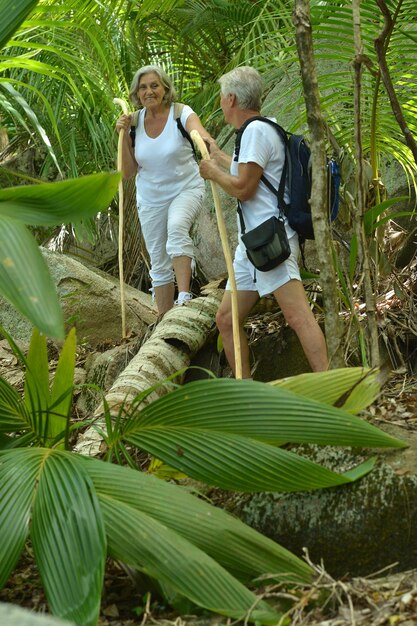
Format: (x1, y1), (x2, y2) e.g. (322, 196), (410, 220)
(226, 233), (301, 297)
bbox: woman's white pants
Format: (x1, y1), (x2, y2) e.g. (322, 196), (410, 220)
(138, 187), (204, 288)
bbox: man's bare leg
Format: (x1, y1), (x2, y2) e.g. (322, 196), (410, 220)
(216, 290), (259, 378)
(273, 279), (328, 371)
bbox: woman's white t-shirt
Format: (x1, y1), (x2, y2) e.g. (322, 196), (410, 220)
(134, 104), (204, 207)
(230, 118), (296, 241)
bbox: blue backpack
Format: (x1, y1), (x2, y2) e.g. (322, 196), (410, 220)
(234, 116), (341, 243)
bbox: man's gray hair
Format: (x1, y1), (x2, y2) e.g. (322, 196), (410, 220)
(129, 65), (177, 107)
(218, 66), (263, 110)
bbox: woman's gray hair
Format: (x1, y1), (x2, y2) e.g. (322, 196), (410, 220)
(218, 66), (263, 110)
(129, 65), (177, 107)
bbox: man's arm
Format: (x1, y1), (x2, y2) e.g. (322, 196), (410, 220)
(205, 138), (232, 170)
(199, 159), (263, 201)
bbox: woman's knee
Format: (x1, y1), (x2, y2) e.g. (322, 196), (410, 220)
(149, 256), (174, 287)
(166, 224), (194, 258)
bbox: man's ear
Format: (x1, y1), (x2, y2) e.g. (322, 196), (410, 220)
(229, 93), (237, 107)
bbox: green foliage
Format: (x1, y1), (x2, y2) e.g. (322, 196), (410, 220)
(0, 0), (39, 48)
(0, 173), (120, 338)
(0, 335), (407, 625)
(106, 373), (404, 493)
(0, 0), (122, 342)
(0, 326), (76, 448)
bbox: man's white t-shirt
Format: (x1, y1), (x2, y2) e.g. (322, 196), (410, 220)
(134, 104), (204, 207)
(230, 118), (296, 241)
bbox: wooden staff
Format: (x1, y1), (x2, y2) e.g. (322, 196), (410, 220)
(190, 130), (242, 379)
(113, 98), (129, 339)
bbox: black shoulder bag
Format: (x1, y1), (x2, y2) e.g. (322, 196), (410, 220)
(238, 203), (291, 272)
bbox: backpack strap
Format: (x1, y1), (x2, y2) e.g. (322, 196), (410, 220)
(129, 110), (139, 148)
(130, 103), (197, 159)
(234, 116), (289, 217)
(174, 102), (197, 159)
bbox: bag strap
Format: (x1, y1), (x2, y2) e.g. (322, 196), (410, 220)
(235, 116), (289, 225)
(237, 201), (246, 234)
(131, 110), (140, 128)
(235, 116), (289, 216)
(129, 110), (140, 148)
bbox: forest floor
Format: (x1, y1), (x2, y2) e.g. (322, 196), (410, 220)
(0, 355), (416, 625)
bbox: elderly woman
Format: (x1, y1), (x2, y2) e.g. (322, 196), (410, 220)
(116, 65), (211, 315)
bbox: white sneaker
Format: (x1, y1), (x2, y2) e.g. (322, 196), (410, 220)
(174, 291), (193, 305)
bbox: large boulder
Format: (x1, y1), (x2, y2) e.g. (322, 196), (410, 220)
(209, 424), (417, 577)
(0, 249), (157, 347)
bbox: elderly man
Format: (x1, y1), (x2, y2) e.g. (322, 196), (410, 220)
(199, 66), (328, 379)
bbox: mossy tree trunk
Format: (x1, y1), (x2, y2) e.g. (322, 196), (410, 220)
(293, 0), (345, 368)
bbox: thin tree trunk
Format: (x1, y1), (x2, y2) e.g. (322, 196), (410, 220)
(375, 0), (417, 166)
(293, 0), (344, 369)
(352, 0), (380, 368)
(75, 290), (223, 456)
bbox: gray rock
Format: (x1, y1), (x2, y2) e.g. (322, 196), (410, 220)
(0, 603), (74, 626)
(0, 249), (157, 347)
(209, 425), (417, 577)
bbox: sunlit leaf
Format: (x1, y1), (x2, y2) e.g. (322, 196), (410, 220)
(272, 367), (380, 412)
(0, 0), (39, 49)
(0, 216), (64, 338)
(0, 173), (120, 226)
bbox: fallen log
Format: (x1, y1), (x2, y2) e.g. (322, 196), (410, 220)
(75, 289), (223, 456)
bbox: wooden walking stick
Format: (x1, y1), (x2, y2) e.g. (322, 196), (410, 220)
(190, 130), (242, 379)
(113, 97), (129, 339)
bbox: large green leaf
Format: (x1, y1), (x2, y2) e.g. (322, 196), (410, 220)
(272, 367), (380, 413)
(0, 448), (38, 587)
(128, 427), (375, 492)
(86, 456), (312, 585)
(0, 0), (39, 49)
(0, 448), (299, 625)
(0, 449), (106, 626)
(0, 172), (120, 225)
(134, 379), (404, 448)
(24, 327), (50, 420)
(30, 449), (106, 626)
(49, 327), (76, 443)
(0, 173), (120, 338)
(100, 498), (279, 624)
(119, 378), (405, 492)
(21, 327), (75, 446)
(0, 215), (64, 338)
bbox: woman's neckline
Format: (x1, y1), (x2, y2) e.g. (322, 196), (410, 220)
(143, 104), (171, 139)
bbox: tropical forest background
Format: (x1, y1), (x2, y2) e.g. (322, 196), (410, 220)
(0, 1), (417, 626)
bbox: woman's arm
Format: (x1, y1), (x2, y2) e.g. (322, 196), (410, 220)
(185, 112), (213, 143)
(116, 114), (138, 180)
